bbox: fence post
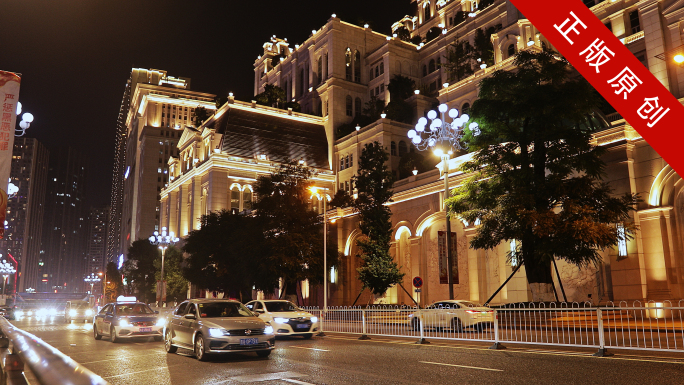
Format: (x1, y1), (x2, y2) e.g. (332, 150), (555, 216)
(416, 312), (430, 344)
(593, 308), (612, 357)
(317, 308), (326, 337)
(359, 309), (371, 340)
(489, 309), (506, 350)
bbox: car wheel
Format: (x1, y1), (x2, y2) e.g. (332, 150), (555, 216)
(195, 334), (209, 361)
(451, 317), (463, 332)
(303, 333), (313, 339)
(256, 350), (272, 358)
(110, 325), (119, 343)
(410, 317), (421, 331)
(93, 325), (102, 340)
(164, 329), (177, 353)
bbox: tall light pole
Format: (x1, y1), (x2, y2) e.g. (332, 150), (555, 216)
(0, 259), (16, 296)
(149, 227), (179, 307)
(408, 103), (474, 299)
(84, 273), (101, 295)
(309, 187), (330, 336)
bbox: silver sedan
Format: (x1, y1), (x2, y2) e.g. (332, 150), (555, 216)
(164, 299), (275, 361)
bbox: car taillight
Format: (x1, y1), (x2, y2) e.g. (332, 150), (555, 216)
(466, 310), (479, 314)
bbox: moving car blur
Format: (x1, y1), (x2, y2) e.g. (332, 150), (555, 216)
(245, 300), (318, 338)
(93, 301), (165, 342)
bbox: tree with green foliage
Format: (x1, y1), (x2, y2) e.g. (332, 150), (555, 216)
(425, 27), (443, 43)
(192, 106), (210, 127)
(443, 36), (474, 82)
(255, 84), (300, 111)
(448, 49), (638, 302)
(385, 75), (415, 124)
(122, 240), (159, 303)
(336, 96), (386, 139)
(398, 151), (435, 179)
(182, 211), (276, 302)
(104, 262), (123, 304)
(215, 95), (228, 109)
(353, 142), (404, 297)
(329, 189), (354, 209)
(394, 26), (411, 43)
(253, 161), (338, 303)
(472, 27), (496, 67)
(153, 246), (188, 303)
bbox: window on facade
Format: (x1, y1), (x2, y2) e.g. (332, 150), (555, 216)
(243, 186), (253, 210)
(323, 53), (328, 80)
(423, 65), (428, 77)
(340, 157), (345, 170)
(604, 21), (612, 33)
(355, 97), (362, 117)
(345, 181), (350, 193)
(370, 69), (374, 80)
(317, 58), (322, 85)
(391, 141), (397, 156)
(398, 141), (408, 157)
(507, 44), (515, 57)
(345, 48), (352, 81)
(346, 95), (353, 116)
(349, 154), (353, 168)
(424, 2), (432, 20)
(354, 50), (361, 83)
(462, 103), (470, 114)
(231, 186), (240, 211)
(582, 0), (594, 7)
(300, 68), (306, 96)
(380, 84), (385, 94)
(629, 10), (641, 34)
(429, 59), (436, 73)
(380, 62), (384, 74)
(345, 155), (349, 169)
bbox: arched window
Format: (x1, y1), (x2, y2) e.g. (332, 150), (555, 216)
(462, 103), (470, 114)
(370, 68), (374, 80)
(230, 185), (240, 212)
(507, 44), (515, 57)
(346, 95), (353, 116)
(375, 66), (379, 78)
(345, 48), (352, 81)
(429, 59), (436, 73)
(391, 141), (397, 156)
(243, 186), (253, 210)
(300, 68), (305, 96)
(354, 50), (361, 83)
(323, 53), (328, 80)
(380, 62), (384, 74)
(424, 2), (432, 20)
(422, 65), (428, 77)
(317, 58), (322, 85)
(398, 141), (408, 157)
(355, 97), (362, 117)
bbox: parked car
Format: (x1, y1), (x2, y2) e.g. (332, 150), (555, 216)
(0, 306), (14, 320)
(93, 301), (165, 342)
(408, 300), (494, 331)
(65, 301), (95, 323)
(164, 299), (275, 361)
(245, 300), (318, 339)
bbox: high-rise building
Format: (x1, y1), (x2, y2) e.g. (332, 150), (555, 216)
(118, 69), (215, 258)
(85, 206), (109, 294)
(0, 138), (49, 292)
(41, 147), (88, 293)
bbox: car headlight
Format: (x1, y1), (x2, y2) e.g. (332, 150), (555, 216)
(155, 318), (166, 326)
(208, 328), (227, 337)
(27, 310), (33, 316)
(69, 309), (77, 317)
(48, 309), (57, 316)
(85, 309), (93, 316)
(274, 317), (289, 324)
(264, 325), (274, 335)
(311, 317), (318, 323)
(119, 319), (130, 327)
(36, 309), (47, 317)
(15, 310), (24, 317)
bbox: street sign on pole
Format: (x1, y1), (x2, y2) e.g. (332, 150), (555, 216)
(412, 276), (423, 289)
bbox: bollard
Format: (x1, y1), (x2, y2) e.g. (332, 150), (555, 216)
(358, 309), (370, 340)
(416, 312), (430, 344)
(489, 309), (506, 350)
(593, 308), (612, 357)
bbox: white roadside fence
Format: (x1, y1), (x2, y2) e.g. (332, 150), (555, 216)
(301, 300), (684, 355)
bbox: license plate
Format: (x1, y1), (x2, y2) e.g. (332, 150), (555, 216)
(139, 327), (152, 332)
(297, 323), (309, 329)
(240, 338), (258, 345)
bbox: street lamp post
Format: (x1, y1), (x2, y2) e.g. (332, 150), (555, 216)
(0, 260), (16, 296)
(84, 273), (101, 295)
(309, 187), (330, 336)
(149, 227), (179, 307)
(408, 103), (475, 300)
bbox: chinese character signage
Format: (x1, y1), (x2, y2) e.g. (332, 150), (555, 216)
(0, 71), (21, 239)
(510, 0), (684, 177)
(438, 231), (459, 285)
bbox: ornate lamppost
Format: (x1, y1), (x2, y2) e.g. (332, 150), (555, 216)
(149, 227), (179, 307)
(0, 259), (16, 296)
(84, 273), (101, 295)
(407, 104), (477, 299)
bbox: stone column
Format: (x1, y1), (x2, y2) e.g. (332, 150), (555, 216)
(639, 1), (670, 89)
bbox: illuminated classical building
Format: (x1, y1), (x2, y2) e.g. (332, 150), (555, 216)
(117, 69), (215, 260)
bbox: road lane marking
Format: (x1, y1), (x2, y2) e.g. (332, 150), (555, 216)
(282, 379), (316, 385)
(101, 364), (183, 379)
(221, 371), (308, 383)
(290, 346), (330, 352)
(419, 361), (503, 372)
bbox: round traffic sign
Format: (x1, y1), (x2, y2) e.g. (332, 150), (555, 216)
(412, 276), (423, 288)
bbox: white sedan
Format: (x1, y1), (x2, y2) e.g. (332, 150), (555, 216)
(245, 300), (319, 339)
(408, 300), (494, 331)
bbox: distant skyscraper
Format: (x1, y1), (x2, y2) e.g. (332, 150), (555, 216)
(0, 138), (49, 292)
(41, 147), (87, 293)
(86, 206), (108, 294)
(115, 68), (215, 259)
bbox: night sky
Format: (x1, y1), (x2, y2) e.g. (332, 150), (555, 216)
(2, 0), (411, 207)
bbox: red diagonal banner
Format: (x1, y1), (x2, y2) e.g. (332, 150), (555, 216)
(510, 0), (684, 177)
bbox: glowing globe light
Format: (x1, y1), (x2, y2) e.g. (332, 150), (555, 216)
(19, 121), (28, 129)
(432, 118), (442, 127)
(418, 117), (427, 126)
(460, 114), (469, 122)
(438, 104), (448, 113)
(416, 124), (425, 132)
(22, 113), (34, 123)
(408, 130), (416, 139)
(412, 136), (421, 144)
(427, 110), (437, 120)
(428, 138), (436, 147)
(448, 109), (459, 118)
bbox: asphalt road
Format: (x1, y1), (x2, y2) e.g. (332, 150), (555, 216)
(10, 317), (684, 385)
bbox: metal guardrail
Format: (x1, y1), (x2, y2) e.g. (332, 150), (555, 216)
(0, 318), (109, 385)
(302, 301), (684, 356)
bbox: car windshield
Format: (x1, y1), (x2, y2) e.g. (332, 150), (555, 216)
(264, 301), (299, 312)
(198, 302), (253, 318)
(115, 304), (153, 315)
(73, 303), (90, 309)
